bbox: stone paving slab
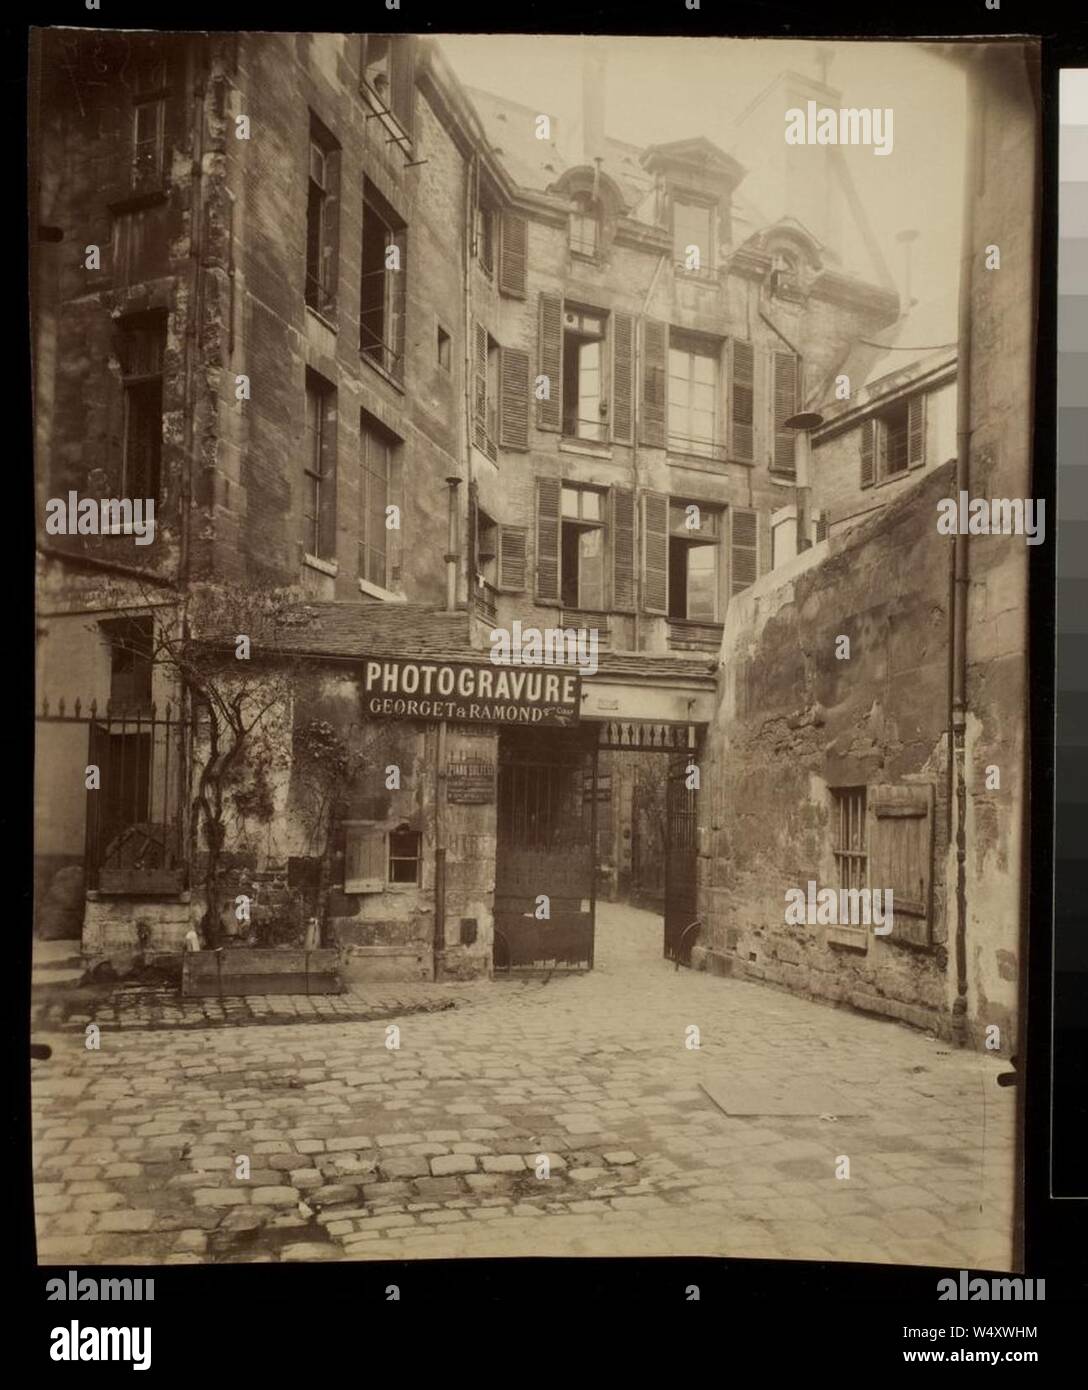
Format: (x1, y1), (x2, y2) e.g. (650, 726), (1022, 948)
(31, 905), (1016, 1269)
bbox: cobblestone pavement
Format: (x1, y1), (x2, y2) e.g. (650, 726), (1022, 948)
(32, 904), (1016, 1268)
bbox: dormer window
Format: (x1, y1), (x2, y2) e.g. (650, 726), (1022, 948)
(770, 249), (801, 297)
(673, 197), (714, 272)
(570, 192), (599, 257)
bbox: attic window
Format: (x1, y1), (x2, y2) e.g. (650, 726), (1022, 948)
(570, 192), (599, 257)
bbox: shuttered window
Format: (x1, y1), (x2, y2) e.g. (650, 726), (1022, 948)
(730, 338), (755, 462)
(640, 318), (667, 448)
(535, 477), (562, 602)
(640, 491), (669, 614)
(537, 293), (563, 431)
(499, 347), (530, 450)
(611, 312), (635, 445)
(344, 823), (385, 894)
(907, 394), (925, 468)
(772, 350), (800, 475)
(497, 525), (528, 591)
(860, 418), (876, 489)
(473, 321), (489, 456)
(610, 486), (636, 612)
(499, 212), (528, 298)
(868, 783), (934, 947)
(729, 507), (759, 597)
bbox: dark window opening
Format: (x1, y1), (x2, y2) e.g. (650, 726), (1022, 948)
(832, 786), (868, 891)
(102, 615), (154, 709)
(667, 504), (720, 622)
(360, 182), (406, 381)
(570, 193), (599, 257)
(437, 325), (451, 371)
(880, 399), (910, 478)
(389, 828), (421, 884)
(476, 204), (495, 275)
(359, 413), (396, 588)
(486, 334), (500, 449)
(119, 313), (166, 500)
(304, 371), (336, 560)
(306, 125), (339, 315)
(560, 485), (605, 610)
(561, 306), (607, 442)
(131, 53), (166, 190)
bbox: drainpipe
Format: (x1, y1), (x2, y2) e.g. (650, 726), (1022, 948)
(950, 62), (979, 1044)
(434, 717), (448, 979)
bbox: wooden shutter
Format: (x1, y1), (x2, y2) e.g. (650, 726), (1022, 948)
(497, 525), (528, 591)
(640, 318), (667, 448)
(730, 507), (759, 596)
(535, 477), (561, 603)
(860, 418), (876, 489)
(499, 212), (528, 298)
(868, 784), (934, 947)
(730, 339), (755, 461)
(473, 321), (488, 453)
(537, 293), (562, 431)
(610, 486), (636, 612)
(390, 37), (416, 139)
(640, 491), (668, 614)
(344, 823), (385, 894)
(772, 350), (799, 475)
(908, 395), (925, 468)
(611, 312), (635, 445)
(499, 347), (529, 450)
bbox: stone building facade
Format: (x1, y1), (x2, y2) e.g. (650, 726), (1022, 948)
(32, 31), (1032, 1045)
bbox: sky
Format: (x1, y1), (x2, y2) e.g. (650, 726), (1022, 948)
(437, 35), (966, 313)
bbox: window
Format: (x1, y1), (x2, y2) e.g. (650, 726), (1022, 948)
(102, 616), (154, 709)
(770, 248), (801, 297)
(673, 198), (713, 270)
(562, 306), (607, 442)
(389, 827), (421, 884)
(476, 203), (496, 275)
(668, 503), (720, 621)
(560, 485), (606, 610)
(437, 324), (451, 371)
(359, 414), (394, 588)
(360, 35), (414, 137)
(131, 54), (166, 190)
(668, 333), (720, 457)
(306, 121), (340, 315)
(832, 787), (868, 892)
(303, 371), (336, 560)
(119, 313), (166, 500)
(360, 181), (406, 381)
(570, 192), (599, 257)
(861, 397), (925, 487)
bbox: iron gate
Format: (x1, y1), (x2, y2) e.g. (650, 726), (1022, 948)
(38, 697), (190, 894)
(664, 752), (700, 964)
(493, 728), (597, 971)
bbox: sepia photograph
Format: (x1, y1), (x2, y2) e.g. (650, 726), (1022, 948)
(30, 28), (1038, 1278)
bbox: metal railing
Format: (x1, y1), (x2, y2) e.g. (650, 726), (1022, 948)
(37, 696), (190, 894)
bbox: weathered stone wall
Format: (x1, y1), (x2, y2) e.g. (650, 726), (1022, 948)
(696, 463), (957, 1034)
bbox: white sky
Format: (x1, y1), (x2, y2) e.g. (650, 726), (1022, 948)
(438, 35), (966, 309)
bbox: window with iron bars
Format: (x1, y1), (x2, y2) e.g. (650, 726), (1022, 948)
(831, 786), (868, 891)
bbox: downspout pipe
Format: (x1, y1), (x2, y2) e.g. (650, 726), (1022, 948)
(951, 61), (979, 1042)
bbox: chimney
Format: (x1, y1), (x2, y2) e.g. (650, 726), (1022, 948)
(581, 43), (606, 166)
(895, 228), (920, 315)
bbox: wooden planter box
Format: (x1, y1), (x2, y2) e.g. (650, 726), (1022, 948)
(182, 948), (343, 997)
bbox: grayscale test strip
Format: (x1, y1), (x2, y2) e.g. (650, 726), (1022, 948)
(1054, 69), (1088, 1199)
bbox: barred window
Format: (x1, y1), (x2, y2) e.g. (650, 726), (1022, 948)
(832, 786), (868, 891)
